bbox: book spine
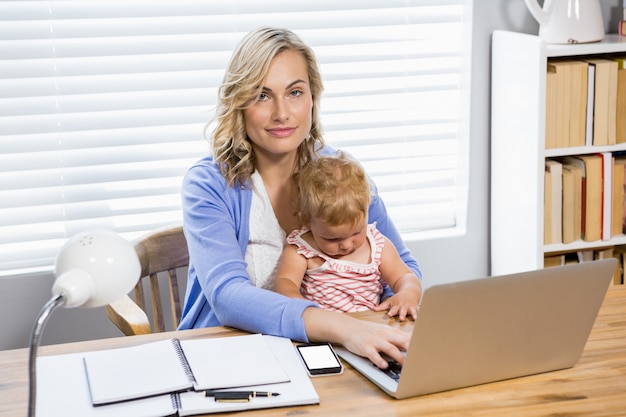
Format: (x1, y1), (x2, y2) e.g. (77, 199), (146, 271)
(172, 338), (197, 385)
(601, 152), (613, 241)
(171, 392), (182, 411)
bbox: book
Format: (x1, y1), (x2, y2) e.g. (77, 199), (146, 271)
(561, 155), (603, 242)
(594, 247), (621, 285)
(616, 57), (626, 144)
(83, 334), (290, 406)
(545, 65), (558, 149)
(545, 159), (563, 244)
(546, 60), (587, 148)
(617, 155), (626, 235)
(585, 63), (596, 146)
(544, 163), (553, 244)
(546, 60), (571, 148)
(584, 59), (619, 146)
(562, 162), (583, 242)
(594, 247), (614, 261)
(612, 245), (626, 285)
(613, 157), (626, 237)
(36, 335), (319, 417)
(577, 250), (595, 263)
(601, 152), (613, 241)
(608, 60), (619, 145)
(561, 164), (576, 243)
(569, 60), (588, 148)
(544, 254), (564, 268)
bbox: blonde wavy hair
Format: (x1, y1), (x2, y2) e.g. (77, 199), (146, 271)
(208, 26), (325, 187)
(296, 152), (371, 228)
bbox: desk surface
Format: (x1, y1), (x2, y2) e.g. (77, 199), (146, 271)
(2, 285), (626, 417)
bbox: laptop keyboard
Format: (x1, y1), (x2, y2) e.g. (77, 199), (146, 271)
(377, 359), (403, 381)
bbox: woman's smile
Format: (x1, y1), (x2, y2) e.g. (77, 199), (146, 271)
(267, 127), (297, 138)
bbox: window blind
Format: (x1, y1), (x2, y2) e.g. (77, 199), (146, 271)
(0, 0), (467, 275)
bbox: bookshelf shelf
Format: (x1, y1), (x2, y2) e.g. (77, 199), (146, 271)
(491, 30), (626, 275)
(544, 235), (626, 254)
(544, 143), (626, 158)
(544, 34), (626, 57)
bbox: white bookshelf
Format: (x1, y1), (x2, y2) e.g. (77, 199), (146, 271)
(490, 30), (626, 275)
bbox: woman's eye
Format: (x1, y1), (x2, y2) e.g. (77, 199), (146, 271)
(258, 92), (269, 101)
(290, 89), (302, 97)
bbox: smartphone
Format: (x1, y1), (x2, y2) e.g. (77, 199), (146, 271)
(296, 343), (343, 376)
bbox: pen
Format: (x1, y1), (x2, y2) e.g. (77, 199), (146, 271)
(204, 390), (281, 399)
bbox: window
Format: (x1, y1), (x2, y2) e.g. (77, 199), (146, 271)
(0, 0), (468, 275)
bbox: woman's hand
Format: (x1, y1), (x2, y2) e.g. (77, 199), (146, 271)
(302, 307), (410, 369)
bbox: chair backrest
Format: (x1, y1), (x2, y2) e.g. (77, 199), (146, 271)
(106, 225), (189, 335)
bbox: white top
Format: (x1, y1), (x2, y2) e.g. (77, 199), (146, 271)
(245, 171), (286, 289)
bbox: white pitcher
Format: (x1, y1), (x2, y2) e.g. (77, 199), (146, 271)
(523, 0), (605, 44)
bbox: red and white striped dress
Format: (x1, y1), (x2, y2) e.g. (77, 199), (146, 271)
(286, 224), (385, 313)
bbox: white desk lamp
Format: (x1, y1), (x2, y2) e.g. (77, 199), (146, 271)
(28, 229), (140, 417)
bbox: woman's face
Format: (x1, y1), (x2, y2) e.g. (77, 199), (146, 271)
(243, 49), (313, 160)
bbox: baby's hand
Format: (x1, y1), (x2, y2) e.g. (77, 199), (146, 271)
(374, 291), (419, 321)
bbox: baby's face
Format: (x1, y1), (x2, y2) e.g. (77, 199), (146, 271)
(308, 216), (368, 259)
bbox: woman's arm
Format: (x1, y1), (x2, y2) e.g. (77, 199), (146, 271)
(375, 237), (422, 321)
(179, 159), (317, 341)
(368, 193), (422, 280)
(367, 180), (423, 305)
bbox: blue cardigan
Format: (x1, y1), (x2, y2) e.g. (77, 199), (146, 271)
(178, 147), (422, 342)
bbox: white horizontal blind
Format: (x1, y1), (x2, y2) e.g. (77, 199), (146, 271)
(0, 0), (467, 275)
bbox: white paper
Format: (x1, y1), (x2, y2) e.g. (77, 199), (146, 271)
(84, 339), (192, 405)
(177, 336), (319, 416)
(180, 333), (289, 390)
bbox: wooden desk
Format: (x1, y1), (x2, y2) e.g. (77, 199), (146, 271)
(2, 285), (626, 417)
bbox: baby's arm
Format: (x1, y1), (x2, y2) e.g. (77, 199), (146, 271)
(274, 244), (309, 299)
(375, 237), (422, 321)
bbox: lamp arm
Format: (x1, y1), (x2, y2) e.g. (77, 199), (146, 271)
(28, 293), (66, 417)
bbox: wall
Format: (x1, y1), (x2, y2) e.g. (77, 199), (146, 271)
(1, 0), (622, 351)
(406, 0), (529, 287)
(0, 271), (124, 349)
(407, 0), (623, 287)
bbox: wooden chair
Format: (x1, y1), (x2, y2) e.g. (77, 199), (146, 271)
(106, 225), (189, 335)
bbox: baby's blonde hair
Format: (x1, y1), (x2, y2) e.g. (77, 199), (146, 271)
(209, 26), (325, 187)
(297, 152), (370, 227)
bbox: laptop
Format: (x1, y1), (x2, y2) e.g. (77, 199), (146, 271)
(335, 258), (617, 399)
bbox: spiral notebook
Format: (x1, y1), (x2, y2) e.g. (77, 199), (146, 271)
(37, 335), (319, 417)
(83, 333), (289, 405)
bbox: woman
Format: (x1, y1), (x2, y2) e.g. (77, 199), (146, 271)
(178, 26), (422, 369)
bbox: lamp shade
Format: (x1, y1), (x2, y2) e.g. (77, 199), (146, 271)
(52, 230), (140, 308)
